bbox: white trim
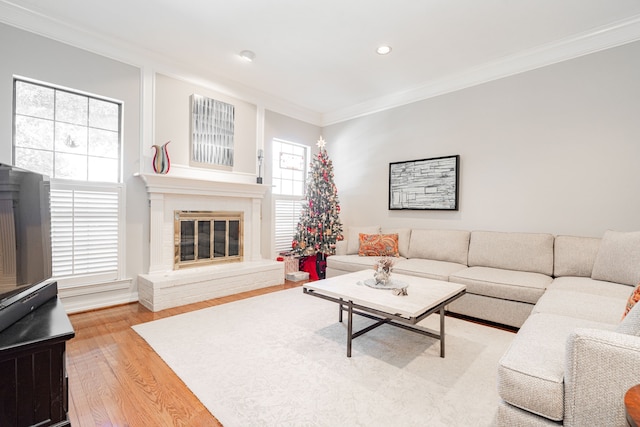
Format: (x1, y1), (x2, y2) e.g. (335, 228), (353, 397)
(3, 2), (640, 128)
(57, 277), (136, 313)
(0, 1), (321, 126)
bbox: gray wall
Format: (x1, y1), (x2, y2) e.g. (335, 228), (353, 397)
(262, 110), (321, 258)
(324, 41), (640, 238)
(0, 23), (145, 299)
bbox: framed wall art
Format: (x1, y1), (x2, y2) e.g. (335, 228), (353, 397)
(389, 155), (459, 210)
(190, 94), (235, 168)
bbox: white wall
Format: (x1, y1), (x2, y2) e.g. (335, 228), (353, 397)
(153, 73), (258, 180)
(324, 41), (640, 238)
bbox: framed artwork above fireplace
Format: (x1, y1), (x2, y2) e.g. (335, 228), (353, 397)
(190, 94), (235, 169)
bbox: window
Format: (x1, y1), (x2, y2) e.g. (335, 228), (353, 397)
(272, 139), (309, 254)
(272, 139), (307, 197)
(13, 78), (124, 286)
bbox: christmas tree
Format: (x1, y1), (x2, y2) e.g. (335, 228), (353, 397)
(292, 137), (344, 261)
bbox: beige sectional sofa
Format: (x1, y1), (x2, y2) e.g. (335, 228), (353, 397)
(326, 227), (640, 426)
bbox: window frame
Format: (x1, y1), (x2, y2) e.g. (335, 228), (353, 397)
(12, 76), (123, 184)
(271, 138), (309, 197)
(12, 76), (126, 288)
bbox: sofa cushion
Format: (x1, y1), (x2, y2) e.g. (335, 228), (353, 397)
(532, 288), (627, 325)
(407, 229), (470, 265)
(449, 266), (550, 304)
(381, 227), (411, 257)
(392, 258), (467, 281)
(546, 276), (633, 299)
(346, 226), (380, 255)
(553, 235), (601, 278)
(498, 312), (616, 421)
(591, 230), (640, 286)
(358, 233), (399, 257)
(468, 231), (554, 276)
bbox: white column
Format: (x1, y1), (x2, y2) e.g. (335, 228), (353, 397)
(251, 198), (262, 260)
(148, 192), (166, 273)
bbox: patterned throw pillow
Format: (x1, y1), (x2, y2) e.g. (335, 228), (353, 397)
(358, 233), (400, 257)
(623, 284), (640, 319)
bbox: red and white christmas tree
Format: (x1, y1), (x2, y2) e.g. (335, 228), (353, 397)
(292, 137), (344, 262)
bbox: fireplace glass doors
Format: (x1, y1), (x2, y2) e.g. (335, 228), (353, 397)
(174, 211), (243, 269)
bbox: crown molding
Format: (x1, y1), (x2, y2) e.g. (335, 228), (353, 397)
(2, 1), (639, 128)
(321, 13), (640, 126)
(0, 1), (322, 126)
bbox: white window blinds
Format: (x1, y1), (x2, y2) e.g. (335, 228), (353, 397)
(274, 199), (302, 254)
(50, 184), (121, 281)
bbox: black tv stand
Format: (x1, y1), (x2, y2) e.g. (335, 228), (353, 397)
(0, 297), (75, 426)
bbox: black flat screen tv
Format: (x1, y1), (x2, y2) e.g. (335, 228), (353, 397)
(0, 163), (57, 333)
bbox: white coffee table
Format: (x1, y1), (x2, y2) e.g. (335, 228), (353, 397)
(303, 269), (466, 357)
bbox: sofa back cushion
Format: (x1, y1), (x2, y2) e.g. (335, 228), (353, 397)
(553, 235), (601, 277)
(591, 230), (640, 286)
(468, 231), (554, 276)
(346, 226), (380, 255)
(381, 228), (411, 258)
(407, 229), (470, 265)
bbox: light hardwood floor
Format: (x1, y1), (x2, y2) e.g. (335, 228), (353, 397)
(67, 281), (303, 427)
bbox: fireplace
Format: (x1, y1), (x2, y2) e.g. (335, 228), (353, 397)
(174, 210), (243, 269)
(136, 173), (284, 311)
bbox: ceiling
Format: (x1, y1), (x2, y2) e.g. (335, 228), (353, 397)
(2, 0), (640, 125)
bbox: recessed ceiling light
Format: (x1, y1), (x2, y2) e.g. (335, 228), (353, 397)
(239, 50), (256, 62)
(376, 45), (392, 55)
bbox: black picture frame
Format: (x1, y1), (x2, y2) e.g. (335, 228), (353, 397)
(389, 155), (459, 210)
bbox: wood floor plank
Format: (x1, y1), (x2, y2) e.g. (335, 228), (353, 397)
(67, 281), (304, 426)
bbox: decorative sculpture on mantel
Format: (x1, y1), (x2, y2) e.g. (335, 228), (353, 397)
(152, 141), (171, 174)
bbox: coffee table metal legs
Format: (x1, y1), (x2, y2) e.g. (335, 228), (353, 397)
(440, 306), (445, 358)
(347, 301), (353, 357)
(340, 299), (445, 358)
(338, 300), (354, 357)
(304, 288), (465, 358)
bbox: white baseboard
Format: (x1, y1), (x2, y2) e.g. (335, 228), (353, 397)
(58, 278), (138, 314)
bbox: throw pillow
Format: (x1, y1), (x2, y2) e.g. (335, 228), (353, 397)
(623, 284), (640, 319)
(358, 233), (400, 257)
(346, 226), (380, 255)
(381, 227), (411, 258)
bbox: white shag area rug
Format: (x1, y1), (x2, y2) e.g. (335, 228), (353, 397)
(133, 287), (514, 427)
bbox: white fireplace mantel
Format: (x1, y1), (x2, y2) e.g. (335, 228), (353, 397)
(136, 173), (270, 274)
(136, 173), (269, 199)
